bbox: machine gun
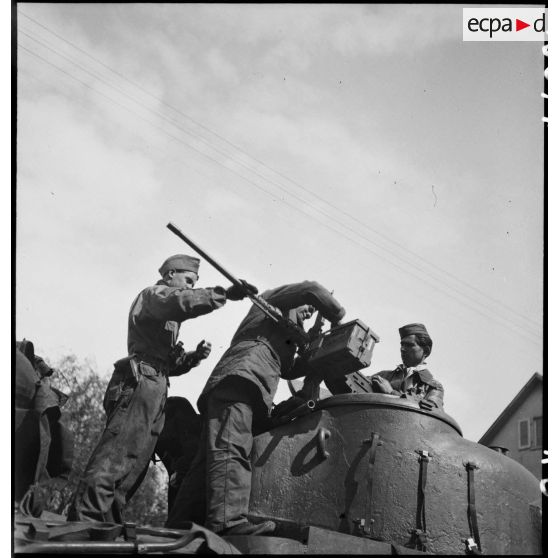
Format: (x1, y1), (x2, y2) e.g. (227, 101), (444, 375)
(167, 222), (310, 347)
(272, 317), (380, 425)
(167, 222), (379, 426)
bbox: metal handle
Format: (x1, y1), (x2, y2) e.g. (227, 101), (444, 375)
(317, 427), (331, 459)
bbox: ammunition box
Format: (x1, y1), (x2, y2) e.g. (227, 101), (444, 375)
(305, 319), (379, 376)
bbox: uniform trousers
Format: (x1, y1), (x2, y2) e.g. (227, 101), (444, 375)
(67, 365), (167, 523)
(166, 377), (265, 533)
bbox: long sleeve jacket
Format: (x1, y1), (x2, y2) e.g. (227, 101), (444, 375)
(369, 364), (445, 409)
(198, 281), (346, 413)
(127, 279), (227, 365)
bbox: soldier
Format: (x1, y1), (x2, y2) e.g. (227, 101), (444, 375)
(67, 254), (255, 523)
(166, 281), (345, 536)
(15, 340), (74, 516)
(369, 323), (444, 409)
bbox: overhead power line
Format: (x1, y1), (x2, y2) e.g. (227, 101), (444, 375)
(18, 9), (541, 333)
(17, 25), (543, 342)
(17, 9), (542, 333)
(16, 14), (542, 344)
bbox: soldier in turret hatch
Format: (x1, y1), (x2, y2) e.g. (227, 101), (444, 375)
(67, 254), (255, 523)
(369, 323), (444, 409)
(166, 281), (345, 536)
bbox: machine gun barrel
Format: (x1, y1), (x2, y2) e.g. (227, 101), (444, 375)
(167, 222), (310, 346)
(167, 222), (244, 287)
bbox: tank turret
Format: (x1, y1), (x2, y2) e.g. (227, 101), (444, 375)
(247, 394), (542, 555)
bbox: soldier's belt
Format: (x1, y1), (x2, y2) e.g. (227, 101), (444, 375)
(132, 353), (171, 375)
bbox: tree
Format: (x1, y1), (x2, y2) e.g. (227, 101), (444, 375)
(46, 354), (169, 526)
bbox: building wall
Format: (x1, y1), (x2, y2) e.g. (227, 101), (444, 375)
(482, 383), (543, 479)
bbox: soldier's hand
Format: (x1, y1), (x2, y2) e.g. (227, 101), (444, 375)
(226, 280), (258, 301)
(419, 399), (435, 410)
(241, 279), (258, 295)
(371, 376), (394, 394)
(195, 340), (212, 360)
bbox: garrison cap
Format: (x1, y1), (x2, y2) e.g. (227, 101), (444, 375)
(159, 254), (200, 277)
(399, 323), (430, 339)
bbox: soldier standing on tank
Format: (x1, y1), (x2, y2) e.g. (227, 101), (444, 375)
(369, 323), (444, 409)
(67, 254), (255, 523)
(165, 281), (346, 536)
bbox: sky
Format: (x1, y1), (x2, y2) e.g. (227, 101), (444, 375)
(14, 3), (546, 444)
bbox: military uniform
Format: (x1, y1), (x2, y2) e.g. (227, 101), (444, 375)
(369, 363), (444, 408)
(369, 323), (444, 409)
(166, 281), (345, 533)
(68, 255), (229, 523)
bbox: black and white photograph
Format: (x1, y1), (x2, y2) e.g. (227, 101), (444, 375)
(13, 3), (548, 554)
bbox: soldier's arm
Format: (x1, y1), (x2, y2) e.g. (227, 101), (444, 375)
(143, 285), (228, 322)
(368, 370), (401, 395)
(168, 341), (212, 377)
(413, 369), (444, 409)
(421, 380), (444, 409)
(263, 281), (346, 324)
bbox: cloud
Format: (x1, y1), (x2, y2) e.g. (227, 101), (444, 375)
(329, 5), (460, 56)
(30, 4), (461, 95)
(188, 4), (460, 66)
(205, 47), (240, 86)
(18, 94), (160, 211)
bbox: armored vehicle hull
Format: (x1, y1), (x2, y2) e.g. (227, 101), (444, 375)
(14, 393), (543, 554)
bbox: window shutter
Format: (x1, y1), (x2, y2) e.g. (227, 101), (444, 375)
(533, 416), (543, 448)
(518, 418), (530, 449)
